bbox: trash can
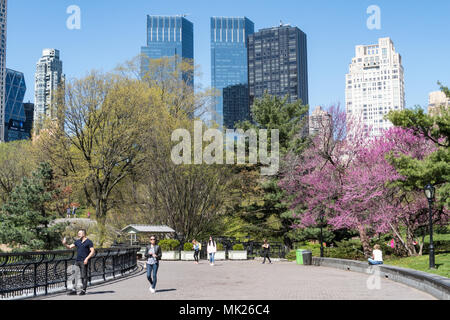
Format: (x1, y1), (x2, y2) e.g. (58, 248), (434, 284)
(302, 250), (312, 265)
(296, 249), (305, 265)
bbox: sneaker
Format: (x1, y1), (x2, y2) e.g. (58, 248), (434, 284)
(150, 288), (156, 294)
(67, 290), (77, 296)
(79, 290), (86, 296)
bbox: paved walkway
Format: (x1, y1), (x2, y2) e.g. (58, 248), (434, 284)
(42, 261), (435, 300)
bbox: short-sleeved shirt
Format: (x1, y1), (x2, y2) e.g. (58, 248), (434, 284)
(74, 239), (94, 262)
(373, 249), (383, 262)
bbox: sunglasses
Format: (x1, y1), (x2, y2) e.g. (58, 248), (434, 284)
(150, 238), (156, 241)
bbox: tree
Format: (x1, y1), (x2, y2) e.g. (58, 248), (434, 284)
(387, 84), (450, 208)
(0, 140), (35, 205)
(0, 163), (66, 251)
(231, 93), (309, 247)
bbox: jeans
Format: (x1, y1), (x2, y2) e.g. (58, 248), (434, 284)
(262, 250), (271, 264)
(73, 261), (88, 291)
(368, 258), (383, 265)
(147, 263), (159, 289)
(194, 250), (199, 262)
(209, 253), (215, 264)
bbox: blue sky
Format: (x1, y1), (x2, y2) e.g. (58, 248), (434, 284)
(7, 0), (450, 111)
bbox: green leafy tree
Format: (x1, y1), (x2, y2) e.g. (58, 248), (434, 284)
(0, 163), (66, 251)
(387, 84), (450, 207)
(231, 94), (309, 247)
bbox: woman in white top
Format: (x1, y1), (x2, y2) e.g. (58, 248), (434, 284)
(207, 236), (217, 266)
(368, 244), (383, 265)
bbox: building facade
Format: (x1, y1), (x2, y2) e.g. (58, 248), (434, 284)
(223, 84), (250, 129)
(345, 37), (405, 136)
(247, 24), (309, 107)
(0, 0), (7, 142)
(309, 105), (331, 137)
(23, 102), (34, 138)
(4, 68), (27, 141)
(141, 15), (194, 86)
(34, 49), (64, 132)
(210, 17), (254, 127)
(428, 90), (449, 117)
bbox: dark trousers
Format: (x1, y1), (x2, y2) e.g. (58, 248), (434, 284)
(262, 250), (271, 264)
(147, 263), (159, 289)
(73, 261), (88, 291)
(194, 250), (199, 262)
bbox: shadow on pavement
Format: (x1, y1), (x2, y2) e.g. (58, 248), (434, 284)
(156, 289), (177, 293)
(87, 291), (115, 295)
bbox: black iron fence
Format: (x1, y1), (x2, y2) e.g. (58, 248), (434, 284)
(0, 246), (140, 300)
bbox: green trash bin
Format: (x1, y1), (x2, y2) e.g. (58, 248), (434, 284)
(296, 249), (305, 265)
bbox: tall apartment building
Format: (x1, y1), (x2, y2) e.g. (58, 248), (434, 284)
(4, 68), (27, 141)
(34, 49), (64, 132)
(309, 105), (331, 137)
(428, 91), (449, 117)
(210, 17), (254, 127)
(141, 15), (194, 86)
(345, 37), (405, 136)
(0, 0), (7, 143)
(247, 24), (309, 107)
(23, 102), (34, 138)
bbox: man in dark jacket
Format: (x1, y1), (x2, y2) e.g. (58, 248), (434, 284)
(145, 235), (162, 293)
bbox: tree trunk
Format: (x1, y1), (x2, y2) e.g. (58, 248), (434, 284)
(358, 225), (372, 258)
(95, 198), (108, 247)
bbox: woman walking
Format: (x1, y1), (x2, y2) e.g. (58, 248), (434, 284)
(262, 239), (272, 264)
(145, 235), (162, 294)
(193, 239), (200, 264)
(207, 236), (217, 266)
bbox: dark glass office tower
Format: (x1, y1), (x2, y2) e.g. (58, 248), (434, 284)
(211, 17), (254, 127)
(141, 15), (194, 86)
(248, 24), (308, 106)
(4, 68), (28, 142)
(23, 102), (34, 138)
(223, 84), (250, 129)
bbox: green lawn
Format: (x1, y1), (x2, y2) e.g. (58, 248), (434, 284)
(384, 253), (450, 278)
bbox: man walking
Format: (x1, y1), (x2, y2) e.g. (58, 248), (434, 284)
(62, 229), (95, 296)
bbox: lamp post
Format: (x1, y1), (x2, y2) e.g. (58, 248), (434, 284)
(319, 213), (324, 258)
(424, 184), (436, 269)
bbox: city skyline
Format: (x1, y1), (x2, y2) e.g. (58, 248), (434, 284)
(5, 0), (450, 114)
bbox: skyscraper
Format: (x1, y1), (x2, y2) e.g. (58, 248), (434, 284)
(247, 23), (309, 106)
(34, 49), (64, 132)
(309, 106), (331, 137)
(210, 17), (254, 127)
(428, 91), (449, 117)
(345, 37), (405, 136)
(0, 0), (7, 143)
(141, 15), (194, 86)
(4, 68), (27, 141)
(23, 102), (34, 138)
(223, 84), (250, 129)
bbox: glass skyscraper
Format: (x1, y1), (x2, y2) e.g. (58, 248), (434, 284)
(0, 0), (7, 142)
(211, 17), (254, 128)
(4, 68), (28, 142)
(248, 24), (309, 106)
(141, 15), (194, 86)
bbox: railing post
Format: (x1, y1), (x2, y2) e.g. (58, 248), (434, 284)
(33, 262), (37, 297)
(44, 261), (48, 295)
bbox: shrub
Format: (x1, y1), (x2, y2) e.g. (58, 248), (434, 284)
(286, 250), (296, 261)
(217, 243), (224, 251)
(232, 244), (244, 251)
(326, 240), (365, 260)
(183, 242), (194, 251)
(159, 239), (180, 251)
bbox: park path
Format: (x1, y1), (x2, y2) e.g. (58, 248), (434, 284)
(41, 260), (435, 300)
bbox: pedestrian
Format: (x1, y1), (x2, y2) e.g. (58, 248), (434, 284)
(368, 244), (383, 265)
(207, 236), (217, 266)
(87, 212), (91, 219)
(72, 206), (77, 219)
(62, 229), (95, 296)
(193, 239), (200, 264)
(145, 235), (162, 294)
(261, 239), (272, 264)
(66, 207), (71, 219)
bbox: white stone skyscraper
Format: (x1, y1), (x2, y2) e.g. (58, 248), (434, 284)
(345, 37), (405, 136)
(0, 0), (7, 142)
(34, 49), (64, 132)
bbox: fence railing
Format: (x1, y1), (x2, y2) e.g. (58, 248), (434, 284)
(0, 246), (140, 300)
